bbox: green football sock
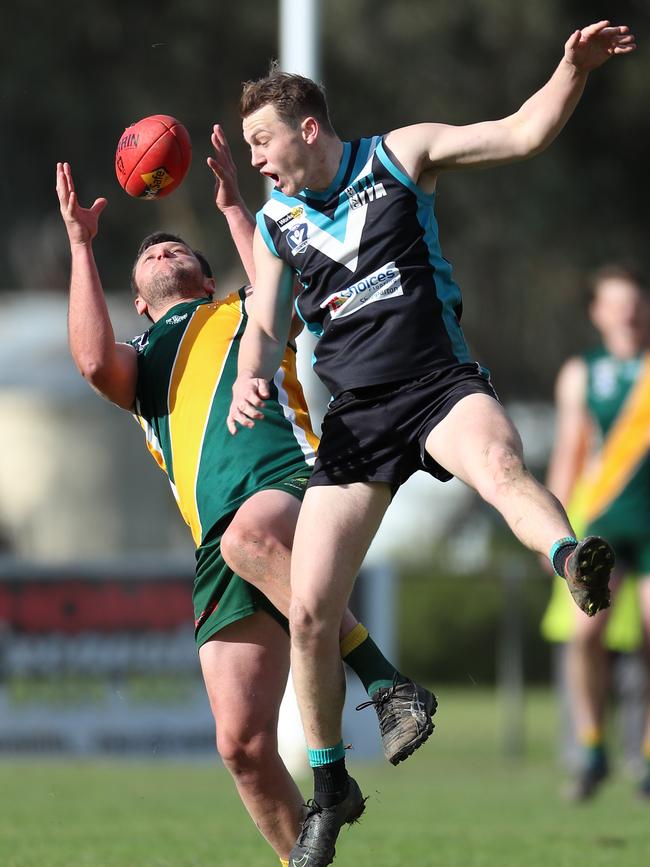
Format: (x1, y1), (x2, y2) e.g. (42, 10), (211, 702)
(340, 623), (405, 697)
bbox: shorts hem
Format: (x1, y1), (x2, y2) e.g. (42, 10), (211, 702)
(306, 474), (396, 489)
(195, 604), (259, 649)
(420, 384), (499, 446)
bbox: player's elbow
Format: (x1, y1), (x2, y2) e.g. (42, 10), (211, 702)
(73, 356), (132, 408)
(74, 353), (106, 385)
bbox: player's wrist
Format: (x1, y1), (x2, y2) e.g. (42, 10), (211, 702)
(236, 368), (258, 381)
(561, 54), (591, 76)
(218, 199), (251, 219)
(69, 236), (94, 251)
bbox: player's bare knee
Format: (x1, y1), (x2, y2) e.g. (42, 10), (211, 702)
(221, 521), (284, 577)
(216, 726), (274, 777)
(289, 597), (331, 650)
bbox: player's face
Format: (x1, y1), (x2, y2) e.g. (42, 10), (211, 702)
(134, 242), (205, 307)
(243, 104), (312, 196)
(590, 278), (650, 342)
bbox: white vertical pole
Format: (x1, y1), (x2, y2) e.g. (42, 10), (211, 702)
(276, 0), (324, 778)
(278, 0), (329, 432)
(280, 0), (321, 79)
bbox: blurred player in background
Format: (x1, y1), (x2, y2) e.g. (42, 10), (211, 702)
(55, 126), (434, 867)
(546, 265), (650, 801)
(228, 20), (634, 866)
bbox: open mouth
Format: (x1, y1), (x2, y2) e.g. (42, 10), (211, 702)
(262, 171), (280, 185)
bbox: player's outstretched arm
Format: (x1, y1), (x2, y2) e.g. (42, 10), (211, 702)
(386, 21), (635, 182)
(227, 230), (294, 435)
(207, 123), (256, 285)
(56, 162), (138, 410)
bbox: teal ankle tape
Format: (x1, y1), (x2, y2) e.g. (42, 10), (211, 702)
(308, 741), (345, 768)
(549, 536), (578, 576)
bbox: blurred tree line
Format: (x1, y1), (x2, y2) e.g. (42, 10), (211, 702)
(2, 0), (649, 399)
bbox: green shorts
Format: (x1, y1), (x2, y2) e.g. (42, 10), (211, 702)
(193, 474), (310, 648)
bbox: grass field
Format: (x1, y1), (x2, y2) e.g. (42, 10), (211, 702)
(1, 688), (649, 866)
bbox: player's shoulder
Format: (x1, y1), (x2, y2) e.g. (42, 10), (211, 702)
(128, 330), (151, 354)
(555, 355), (588, 401)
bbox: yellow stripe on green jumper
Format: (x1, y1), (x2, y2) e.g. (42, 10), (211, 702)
(167, 303), (240, 545)
(273, 353), (320, 460)
(134, 414), (168, 473)
(583, 354), (650, 524)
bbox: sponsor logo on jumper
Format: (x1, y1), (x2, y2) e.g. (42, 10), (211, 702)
(344, 176), (387, 210)
(165, 313), (189, 326)
(277, 206), (304, 228)
(320, 262), (402, 319)
(287, 222), (309, 255)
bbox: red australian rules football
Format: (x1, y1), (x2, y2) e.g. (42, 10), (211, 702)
(115, 115), (192, 199)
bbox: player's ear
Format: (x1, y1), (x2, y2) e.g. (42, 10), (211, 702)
(301, 116), (319, 145)
(134, 295), (149, 317)
(204, 277), (216, 297)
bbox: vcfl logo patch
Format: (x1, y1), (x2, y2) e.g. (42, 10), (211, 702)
(287, 223), (309, 255)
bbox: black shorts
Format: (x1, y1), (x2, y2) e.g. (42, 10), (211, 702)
(308, 362), (499, 496)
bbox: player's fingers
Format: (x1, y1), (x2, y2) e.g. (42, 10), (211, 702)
(91, 197), (108, 217)
(565, 30), (581, 50)
(238, 392), (266, 413)
(599, 26), (632, 43)
(55, 163), (69, 202)
(228, 408), (256, 432)
(207, 156), (222, 178)
(239, 401), (265, 420)
(63, 162), (75, 194)
(234, 381), (267, 406)
(216, 127), (233, 158)
(582, 20), (610, 38)
(255, 378), (271, 399)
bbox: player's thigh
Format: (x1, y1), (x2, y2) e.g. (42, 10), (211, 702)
(290, 481), (391, 617)
(424, 392), (524, 487)
(199, 609), (290, 733)
(224, 488), (302, 552)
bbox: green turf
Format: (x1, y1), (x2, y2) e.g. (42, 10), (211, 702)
(1, 689), (648, 866)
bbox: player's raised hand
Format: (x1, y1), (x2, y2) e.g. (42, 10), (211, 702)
(565, 21), (636, 72)
(56, 162), (107, 246)
(207, 124), (244, 212)
(227, 373), (270, 435)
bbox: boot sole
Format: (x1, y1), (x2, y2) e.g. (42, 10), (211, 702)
(573, 536), (615, 588)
